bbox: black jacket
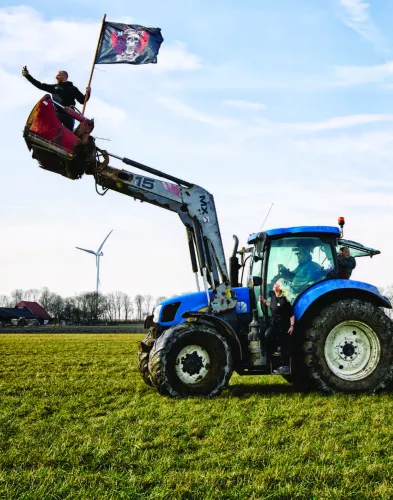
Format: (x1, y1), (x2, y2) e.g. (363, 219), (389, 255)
(338, 255), (356, 278)
(269, 292), (293, 323)
(24, 74), (89, 108)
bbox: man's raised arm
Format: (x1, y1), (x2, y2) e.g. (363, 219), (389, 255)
(22, 66), (55, 92)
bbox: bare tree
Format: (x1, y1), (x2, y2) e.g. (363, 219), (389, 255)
(122, 293), (133, 321)
(100, 295), (111, 322)
(75, 293), (88, 323)
(98, 294), (110, 322)
(143, 294), (153, 316)
(94, 293), (108, 322)
(50, 294), (64, 322)
(39, 288), (52, 311)
(74, 292), (98, 324)
(10, 289), (24, 306)
(134, 295), (145, 321)
(106, 292), (117, 322)
(25, 288), (40, 301)
(0, 295), (11, 307)
(1, 286), (162, 324)
(114, 291), (125, 320)
(63, 297), (77, 324)
(156, 296), (167, 304)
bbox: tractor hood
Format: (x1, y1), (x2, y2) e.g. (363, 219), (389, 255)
(154, 287), (251, 327)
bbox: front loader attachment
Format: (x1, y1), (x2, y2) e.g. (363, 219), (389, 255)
(25, 99), (237, 315)
(23, 96), (104, 180)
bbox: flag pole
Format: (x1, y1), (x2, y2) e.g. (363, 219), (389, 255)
(82, 13), (107, 115)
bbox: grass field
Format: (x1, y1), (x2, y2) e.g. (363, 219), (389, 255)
(1, 334), (393, 499)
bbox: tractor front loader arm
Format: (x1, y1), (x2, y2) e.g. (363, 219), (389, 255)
(95, 152), (237, 314)
(23, 96), (236, 314)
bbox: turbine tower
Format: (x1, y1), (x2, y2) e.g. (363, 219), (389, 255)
(76, 230), (113, 296)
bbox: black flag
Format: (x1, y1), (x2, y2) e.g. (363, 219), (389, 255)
(95, 22), (163, 65)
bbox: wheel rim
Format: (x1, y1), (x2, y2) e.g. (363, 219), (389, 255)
(324, 320), (381, 381)
(175, 345), (211, 385)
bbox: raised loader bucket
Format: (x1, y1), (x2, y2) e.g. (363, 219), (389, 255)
(23, 96), (100, 180)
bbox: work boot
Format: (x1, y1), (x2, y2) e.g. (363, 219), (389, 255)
(273, 365), (290, 375)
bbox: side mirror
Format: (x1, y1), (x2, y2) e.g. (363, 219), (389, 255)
(252, 276), (262, 287)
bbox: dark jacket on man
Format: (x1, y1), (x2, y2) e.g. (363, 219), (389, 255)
(24, 74), (89, 108)
(338, 254), (356, 279)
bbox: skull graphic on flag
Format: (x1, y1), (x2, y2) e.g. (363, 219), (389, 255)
(95, 22), (163, 65)
(112, 28), (150, 62)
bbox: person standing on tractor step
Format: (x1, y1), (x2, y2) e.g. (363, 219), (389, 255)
(338, 246), (356, 279)
(260, 279), (295, 375)
(22, 66), (91, 131)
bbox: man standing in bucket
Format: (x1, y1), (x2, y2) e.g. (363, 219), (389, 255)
(22, 66), (91, 130)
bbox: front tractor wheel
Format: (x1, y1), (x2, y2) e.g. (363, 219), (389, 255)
(148, 323), (233, 398)
(304, 299), (393, 393)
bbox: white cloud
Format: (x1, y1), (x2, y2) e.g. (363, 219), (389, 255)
(222, 100), (266, 111)
(157, 96), (235, 128)
(1, 4), (393, 298)
(334, 60), (393, 86)
(292, 129), (393, 174)
(337, 0), (389, 53)
(340, 0), (370, 24)
(159, 96), (393, 135)
(288, 114), (393, 132)
(87, 97), (127, 122)
(158, 41), (202, 71)
(0, 6), (97, 68)
(0, 6), (200, 75)
(0, 66), (38, 109)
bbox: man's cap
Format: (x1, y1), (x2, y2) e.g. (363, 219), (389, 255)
(293, 247), (312, 255)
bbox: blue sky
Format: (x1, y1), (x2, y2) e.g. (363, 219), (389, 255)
(1, 0), (393, 300)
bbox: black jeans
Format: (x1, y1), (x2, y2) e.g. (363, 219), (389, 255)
(265, 320), (290, 365)
(56, 112), (75, 131)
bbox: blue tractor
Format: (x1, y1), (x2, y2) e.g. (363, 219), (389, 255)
(25, 96), (393, 397)
(143, 222), (393, 396)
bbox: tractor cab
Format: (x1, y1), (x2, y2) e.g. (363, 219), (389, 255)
(23, 95), (108, 180)
(247, 225), (380, 316)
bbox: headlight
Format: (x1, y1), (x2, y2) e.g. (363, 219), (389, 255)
(153, 305), (162, 323)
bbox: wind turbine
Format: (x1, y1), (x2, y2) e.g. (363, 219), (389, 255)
(76, 230), (113, 296)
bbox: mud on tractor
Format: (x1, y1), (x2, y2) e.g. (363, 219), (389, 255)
(25, 95), (393, 397)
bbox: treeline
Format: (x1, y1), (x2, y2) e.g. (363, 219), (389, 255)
(0, 288), (167, 324)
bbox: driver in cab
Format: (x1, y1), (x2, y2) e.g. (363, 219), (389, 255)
(278, 247), (324, 291)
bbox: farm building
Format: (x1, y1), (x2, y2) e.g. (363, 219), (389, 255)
(15, 301), (52, 323)
(0, 301), (53, 326)
(0, 306), (40, 326)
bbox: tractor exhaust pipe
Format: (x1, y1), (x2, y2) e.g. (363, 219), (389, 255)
(229, 235), (240, 288)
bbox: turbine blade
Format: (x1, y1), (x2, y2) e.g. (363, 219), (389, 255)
(97, 229), (113, 254)
(76, 247), (96, 256)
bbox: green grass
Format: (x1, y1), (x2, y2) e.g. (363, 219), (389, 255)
(1, 334), (393, 499)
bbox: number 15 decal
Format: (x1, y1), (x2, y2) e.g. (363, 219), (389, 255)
(135, 176), (155, 190)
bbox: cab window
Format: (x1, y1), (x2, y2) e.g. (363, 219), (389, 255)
(266, 237), (335, 303)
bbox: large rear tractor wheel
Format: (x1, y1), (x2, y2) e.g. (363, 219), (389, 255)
(148, 323), (233, 398)
(303, 299), (393, 393)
